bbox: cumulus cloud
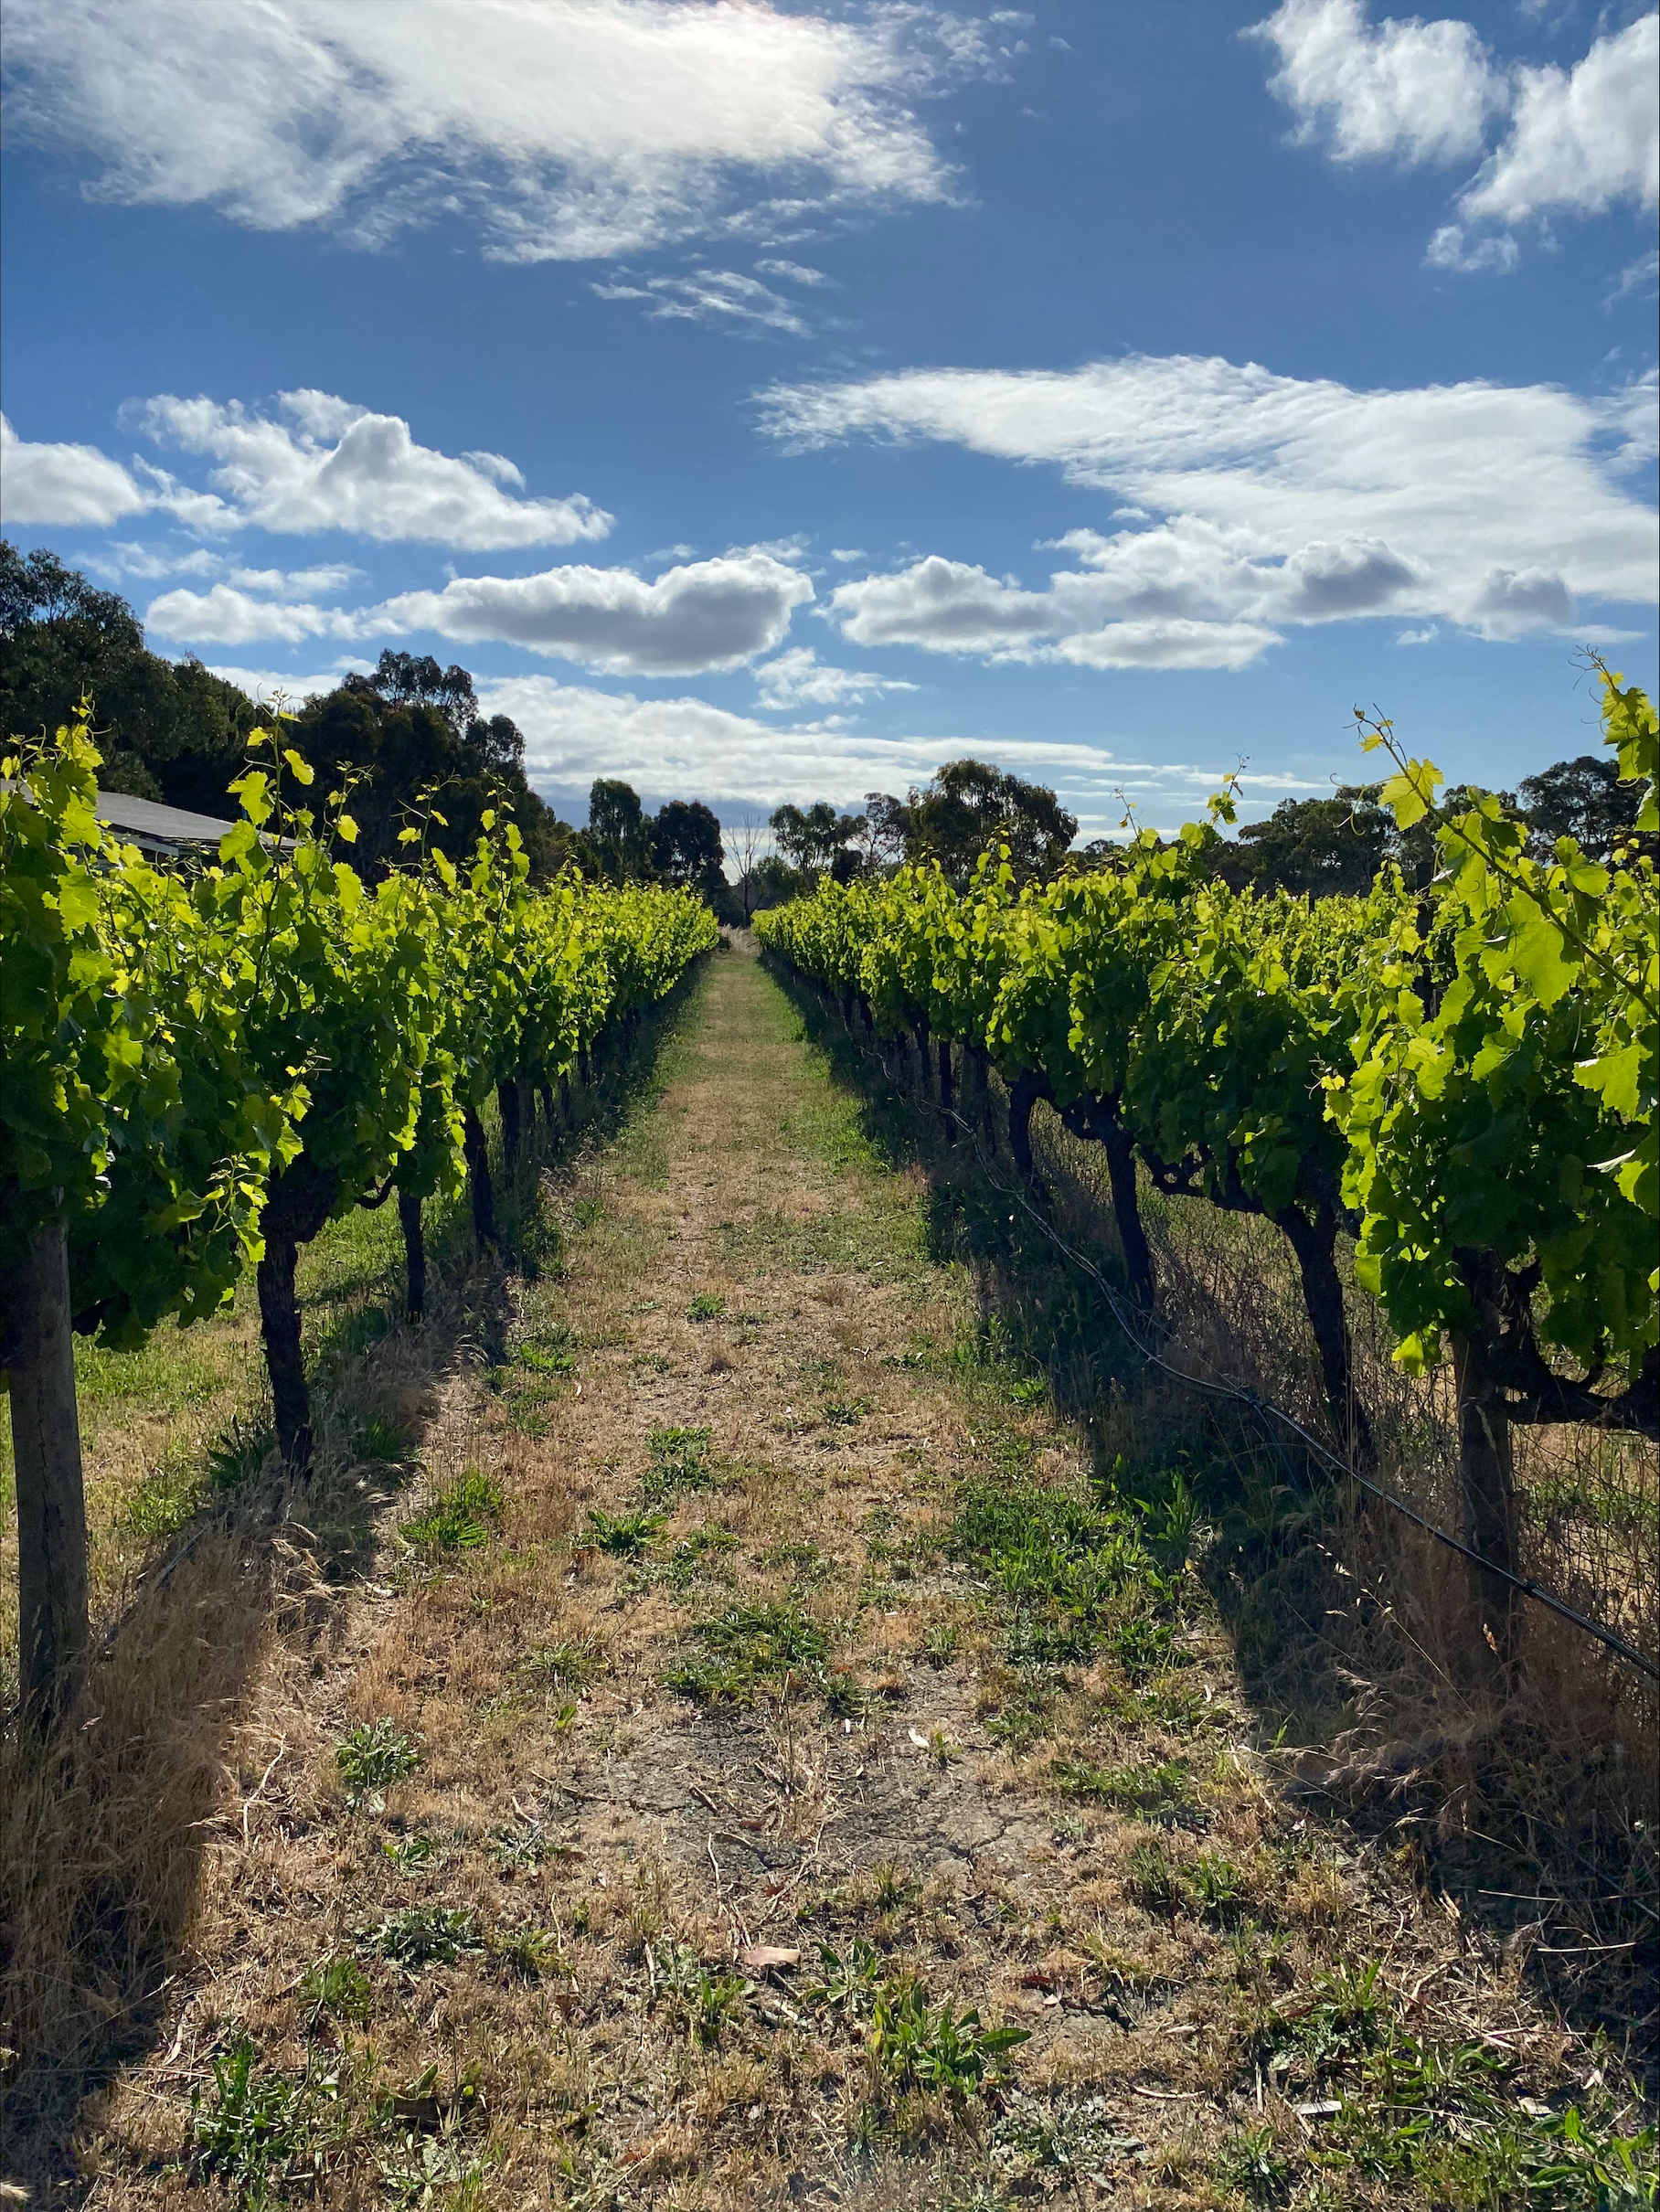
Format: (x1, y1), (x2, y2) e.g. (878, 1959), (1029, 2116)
(474, 672), (1315, 825)
(377, 552), (814, 676)
(0, 412), (148, 526)
(144, 583), (361, 646)
(763, 353), (1658, 652)
(751, 645), (916, 708)
(1458, 14), (1659, 227)
(131, 391), (610, 547)
(3, 0), (987, 262)
(1247, 0), (1503, 165)
(592, 267), (809, 337)
(144, 550), (814, 675)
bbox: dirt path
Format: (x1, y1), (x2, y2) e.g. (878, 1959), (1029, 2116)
(78, 941), (1603, 2209)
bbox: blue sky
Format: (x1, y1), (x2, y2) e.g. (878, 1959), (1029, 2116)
(3, 0), (1655, 838)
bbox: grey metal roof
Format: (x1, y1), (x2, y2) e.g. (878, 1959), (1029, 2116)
(94, 790), (239, 848)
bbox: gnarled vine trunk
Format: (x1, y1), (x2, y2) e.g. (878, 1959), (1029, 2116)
(398, 1188), (427, 1322)
(1274, 1201), (1375, 1468)
(256, 1160), (337, 1473)
(1007, 1069), (1047, 1193)
(463, 1108), (496, 1251)
(1452, 1330), (1519, 1668)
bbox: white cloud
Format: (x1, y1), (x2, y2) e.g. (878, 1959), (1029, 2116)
(475, 671), (1314, 823)
(592, 267), (809, 337)
(3, 0), (986, 262)
(144, 583), (361, 646)
(829, 547), (867, 563)
(1607, 247), (1660, 306)
(1423, 223), (1519, 273)
(827, 547), (1289, 669)
(0, 412), (147, 526)
(130, 391), (609, 548)
(763, 353), (1658, 650)
(1395, 623), (1438, 644)
(372, 551), (814, 676)
(85, 541), (224, 581)
(1057, 621), (1282, 671)
(833, 556), (1055, 653)
(141, 548), (815, 675)
(203, 660), (370, 702)
(227, 562), (363, 596)
(752, 645), (916, 708)
(754, 257), (835, 286)
(1247, 0), (1503, 165)
(1458, 13), (1659, 226)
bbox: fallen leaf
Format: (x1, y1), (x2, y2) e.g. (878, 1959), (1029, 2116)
(908, 1728), (929, 1749)
(740, 1945), (801, 1972)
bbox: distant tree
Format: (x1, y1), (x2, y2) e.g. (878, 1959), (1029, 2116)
(770, 801), (867, 877)
(1214, 786), (1393, 899)
(861, 792), (911, 870)
(1517, 753), (1645, 860)
(721, 814), (772, 923)
(747, 854), (814, 911)
(367, 650), (478, 733)
(1, 538), (255, 810)
(651, 799), (725, 902)
(583, 778), (653, 880)
(897, 758), (1077, 888)
(291, 671), (569, 880)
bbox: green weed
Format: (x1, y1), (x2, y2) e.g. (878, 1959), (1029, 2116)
(644, 1942), (745, 2043)
(335, 1719), (419, 1811)
(351, 1416), (407, 1467)
(950, 1478), (1180, 1675)
(488, 1924), (563, 1983)
(208, 1414), (277, 1493)
(586, 1505), (666, 1555)
(1050, 1754), (1197, 1823)
(642, 1424), (714, 1502)
(867, 1979), (1029, 2098)
(521, 1636), (606, 1690)
(380, 1832), (437, 1875)
(187, 2036), (338, 2205)
(402, 1471), (504, 1554)
(361, 1906), (483, 1970)
(686, 1293), (727, 1322)
(298, 1954), (371, 2028)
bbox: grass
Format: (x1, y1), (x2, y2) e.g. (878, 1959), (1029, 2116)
(666, 1599), (831, 1703)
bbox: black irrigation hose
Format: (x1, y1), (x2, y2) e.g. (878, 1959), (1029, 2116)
(920, 1093), (1659, 1687)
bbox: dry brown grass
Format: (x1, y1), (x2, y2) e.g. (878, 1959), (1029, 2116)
(3, 942), (1651, 2207)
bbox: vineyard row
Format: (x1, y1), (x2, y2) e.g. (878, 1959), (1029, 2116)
(2, 715), (718, 1715)
(755, 670), (1659, 1666)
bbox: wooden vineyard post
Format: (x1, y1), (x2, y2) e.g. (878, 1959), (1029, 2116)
(9, 1216), (90, 1721)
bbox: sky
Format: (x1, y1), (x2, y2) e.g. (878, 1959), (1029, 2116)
(2, 0), (1655, 841)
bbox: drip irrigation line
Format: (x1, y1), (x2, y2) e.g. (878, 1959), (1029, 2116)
(919, 1092), (1659, 1687)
